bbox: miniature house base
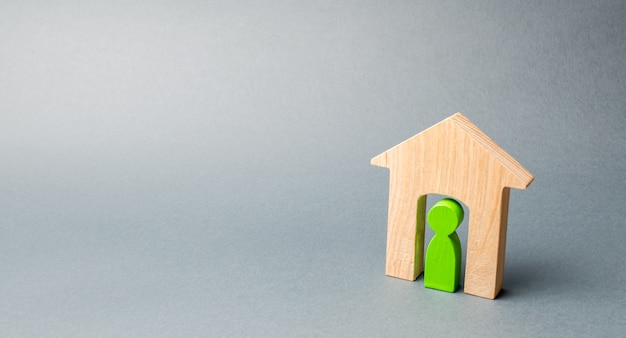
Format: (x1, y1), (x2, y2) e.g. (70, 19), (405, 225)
(371, 113), (533, 299)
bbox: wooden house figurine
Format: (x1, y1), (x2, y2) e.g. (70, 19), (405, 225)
(371, 112), (534, 299)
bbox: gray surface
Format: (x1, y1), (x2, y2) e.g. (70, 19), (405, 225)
(1, 1), (625, 336)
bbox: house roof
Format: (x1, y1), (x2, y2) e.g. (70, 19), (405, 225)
(371, 112), (534, 189)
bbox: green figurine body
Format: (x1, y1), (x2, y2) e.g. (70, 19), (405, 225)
(424, 198), (464, 293)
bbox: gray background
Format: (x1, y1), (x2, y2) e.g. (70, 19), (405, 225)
(1, 1), (625, 336)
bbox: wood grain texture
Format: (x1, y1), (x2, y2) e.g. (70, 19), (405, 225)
(371, 112), (533, 299)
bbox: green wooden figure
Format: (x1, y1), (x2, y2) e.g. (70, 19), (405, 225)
(424, 198), (464, 293)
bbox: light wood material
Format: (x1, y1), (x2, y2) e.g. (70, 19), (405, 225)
(371, 112), (533, 299)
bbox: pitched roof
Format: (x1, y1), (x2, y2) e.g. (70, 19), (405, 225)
(371, 112), (534, 189)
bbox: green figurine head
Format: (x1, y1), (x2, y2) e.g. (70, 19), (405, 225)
(427, 198), (464, 235)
